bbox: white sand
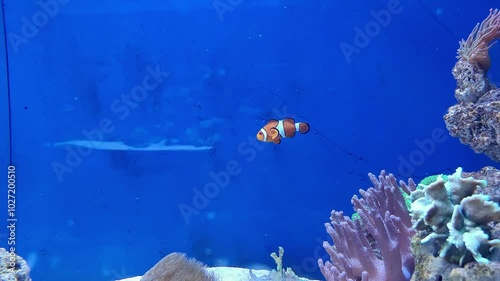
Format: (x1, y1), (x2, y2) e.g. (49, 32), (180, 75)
(117, 266), (320, 281)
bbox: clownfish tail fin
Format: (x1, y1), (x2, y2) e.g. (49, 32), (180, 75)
(298, 122), (310, 134)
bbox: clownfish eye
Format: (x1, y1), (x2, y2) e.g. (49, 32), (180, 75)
(258, 132), (263, 135)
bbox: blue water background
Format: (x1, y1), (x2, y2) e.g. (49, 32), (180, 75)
(0, 0), (499, 281)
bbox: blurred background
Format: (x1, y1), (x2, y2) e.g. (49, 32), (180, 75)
(0, 0), (498, 280)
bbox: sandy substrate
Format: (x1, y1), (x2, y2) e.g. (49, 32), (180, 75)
(117, 266), (320, 281)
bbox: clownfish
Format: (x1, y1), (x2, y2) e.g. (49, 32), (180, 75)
(256, 118), (310, 144)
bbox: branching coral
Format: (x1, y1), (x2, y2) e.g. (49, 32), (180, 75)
(318, 171), (416, 281)
(457, 8), (500, 72)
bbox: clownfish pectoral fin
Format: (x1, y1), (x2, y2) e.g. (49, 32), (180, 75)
(274, 138), (281, 144)
(269, 127), (280, 139)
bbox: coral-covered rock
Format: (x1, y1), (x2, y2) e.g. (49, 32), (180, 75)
(446, 8), (500, 161)
(410, 230), (500, 281)
(444, 88), (500, 162)
(410, 167), (500, 281)
(452, 59), (491, 103)
(410, 168), (500, 265)
(463, 166), (500, 262)
(410, 232), (458, 281)
(463, 166), (500, 202)
(448, 262), (500, 281)
(0, 248), (31, 281)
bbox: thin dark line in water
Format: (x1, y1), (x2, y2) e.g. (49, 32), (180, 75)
(418, 0), (459, 40)
(0, 0), (13, 164)
(256, 81), (377, 167)
(257, 81), (286, 103)
(256, 81), (431, 180)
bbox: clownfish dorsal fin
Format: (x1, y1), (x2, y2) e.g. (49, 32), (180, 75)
(269, 127), (280, 139)
(267, 119), (279, 126)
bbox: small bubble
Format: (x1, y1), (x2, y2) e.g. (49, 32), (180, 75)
(207, 212), (216, 220)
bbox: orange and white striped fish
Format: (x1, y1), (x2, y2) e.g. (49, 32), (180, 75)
(256, 117), (310, 144)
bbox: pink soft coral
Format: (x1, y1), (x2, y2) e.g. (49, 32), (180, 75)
(318, 171), (416, 281)
(457, 8), (500, 72)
